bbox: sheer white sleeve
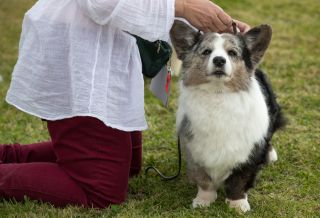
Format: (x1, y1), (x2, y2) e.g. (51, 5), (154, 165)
(76, 0), (175, 41)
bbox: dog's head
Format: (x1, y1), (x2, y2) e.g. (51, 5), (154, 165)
(170, 21), (272, 92)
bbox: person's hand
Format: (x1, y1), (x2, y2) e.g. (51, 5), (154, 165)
(175, 0), (233, 33)
(175, 0), (250, 34)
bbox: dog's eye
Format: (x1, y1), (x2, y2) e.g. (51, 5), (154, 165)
(228, 50), (238, 57)
(202, 49), (212, 56)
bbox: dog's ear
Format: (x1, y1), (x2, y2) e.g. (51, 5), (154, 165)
(243, 24), (272, 67)
(170, 20), (202, 61)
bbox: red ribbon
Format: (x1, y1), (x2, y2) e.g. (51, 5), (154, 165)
(165, 72), (171, 94)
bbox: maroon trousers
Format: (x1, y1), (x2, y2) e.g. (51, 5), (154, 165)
(0, 116), (142, 208)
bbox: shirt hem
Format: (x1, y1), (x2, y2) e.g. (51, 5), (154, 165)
(5, 98), (148, 132)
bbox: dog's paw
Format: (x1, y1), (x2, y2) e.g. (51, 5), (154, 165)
(226, 195), (251, 213)
(268, 147), (278, 163)
(192, 189), (217, 208)
(192, 196), (213, 208)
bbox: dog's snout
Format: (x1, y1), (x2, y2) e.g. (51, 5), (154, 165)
(213, 56), (226, 67)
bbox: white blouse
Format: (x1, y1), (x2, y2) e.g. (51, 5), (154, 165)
(6, 0), (175, 131)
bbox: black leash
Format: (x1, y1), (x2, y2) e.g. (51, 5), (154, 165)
(145, 137), (182, 181)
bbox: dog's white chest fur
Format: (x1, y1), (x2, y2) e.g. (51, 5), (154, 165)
(177, 78), (269, 184)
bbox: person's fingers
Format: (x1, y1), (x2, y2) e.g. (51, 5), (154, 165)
(202, 27), (211, 33)
(216, 9), (233, 27)
(234, 19), (251, 33)
(212, 15), (227, 32)
(206, 22), (218, 32)
(198, 19), (216, 33)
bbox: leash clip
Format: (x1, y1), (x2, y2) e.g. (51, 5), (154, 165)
(232, 21), (238, 35)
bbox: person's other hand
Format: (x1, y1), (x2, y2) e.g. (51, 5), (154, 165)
(175, 0), (233, 33)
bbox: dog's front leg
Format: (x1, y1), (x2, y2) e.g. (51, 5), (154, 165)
(186, 149), (217, 208)
(224, 164), (259, 213)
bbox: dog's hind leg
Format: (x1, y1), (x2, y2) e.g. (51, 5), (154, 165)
(186, 149), (217, 208)
(267, 143), (278, 163)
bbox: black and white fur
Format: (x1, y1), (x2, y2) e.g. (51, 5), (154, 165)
(170, 21), (286, 212)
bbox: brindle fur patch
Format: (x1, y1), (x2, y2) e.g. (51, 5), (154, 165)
(178, 115), (194, 140)
(225, 61), (251, 92)
(182, 63), (210, 86)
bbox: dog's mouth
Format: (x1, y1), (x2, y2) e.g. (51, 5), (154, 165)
(209, 70), (227, 78)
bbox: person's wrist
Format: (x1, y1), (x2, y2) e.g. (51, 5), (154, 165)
(175, 0), (185, 17)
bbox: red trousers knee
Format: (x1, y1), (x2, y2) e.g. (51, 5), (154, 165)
(0, 116), (142, 208)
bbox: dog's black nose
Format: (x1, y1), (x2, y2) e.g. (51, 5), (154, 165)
(213, 56), (226, 67)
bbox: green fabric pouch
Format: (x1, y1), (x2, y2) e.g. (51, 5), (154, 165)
(133, 35), (172, 78)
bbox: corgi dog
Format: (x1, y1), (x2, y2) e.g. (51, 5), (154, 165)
(170, 21), (286, 212)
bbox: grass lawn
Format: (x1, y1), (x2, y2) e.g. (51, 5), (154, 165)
(0, 0), (319, 217)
